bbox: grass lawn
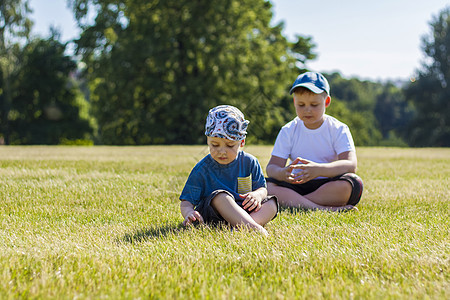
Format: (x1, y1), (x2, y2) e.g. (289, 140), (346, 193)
(0, 146), (448, 299)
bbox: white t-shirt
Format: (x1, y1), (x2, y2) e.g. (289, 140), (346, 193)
(271, 114), (355, 165)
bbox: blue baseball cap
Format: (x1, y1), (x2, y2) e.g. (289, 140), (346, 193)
(289, 72), (330, 95)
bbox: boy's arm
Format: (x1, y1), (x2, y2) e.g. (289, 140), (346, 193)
(290, 151), (357, 183)
(180, 200), (204, 226)
(266, 155), (292, 181)
(323, 150), (357, 175)
(266, 152), (357, 184)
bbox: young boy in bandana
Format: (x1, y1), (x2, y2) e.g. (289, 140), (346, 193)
(179, 105), (278, 235)
(266, 72), (363, 211)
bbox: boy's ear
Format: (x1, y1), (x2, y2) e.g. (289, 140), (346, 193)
(325, 96), (331, 107)
(240, 139), (245, 147)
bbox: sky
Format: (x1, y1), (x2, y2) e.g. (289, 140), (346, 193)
(29, 0), (449, 81)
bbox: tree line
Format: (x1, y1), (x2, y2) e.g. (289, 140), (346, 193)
(1, 1), (449, 147)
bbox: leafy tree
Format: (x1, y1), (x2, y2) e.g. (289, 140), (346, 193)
(0, 0), (32, 144)
(326, 97), (382, 146)
(326, 72), (413, 146)
(326, 72), (381, 113)
(8, 34), (92, 144)
(405, 6), (450, 146)
(70, 0), (315, 145)
(374, 82), (413, 139)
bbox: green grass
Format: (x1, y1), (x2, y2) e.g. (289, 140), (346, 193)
(0, 146), (448, 299)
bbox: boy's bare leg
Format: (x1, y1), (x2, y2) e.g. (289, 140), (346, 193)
(267, 182), (353, 211)
(211, 192), (268, 235)
(250, 198), (277, 226)
(303, 181), (352, 206)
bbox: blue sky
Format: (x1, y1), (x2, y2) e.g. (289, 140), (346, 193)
(29, 0), (449, 81)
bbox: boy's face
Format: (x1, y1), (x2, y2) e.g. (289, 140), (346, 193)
(293, 91), (330, 129)
(207, 136), (244, 165)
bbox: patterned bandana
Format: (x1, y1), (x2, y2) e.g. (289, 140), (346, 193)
(205, 105), (249, 141)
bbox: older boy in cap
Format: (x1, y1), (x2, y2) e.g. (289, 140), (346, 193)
(266, 72), (363, 211)
(180, 105), (278, 235)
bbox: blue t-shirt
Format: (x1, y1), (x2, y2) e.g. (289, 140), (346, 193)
(179, 151), (266, 207)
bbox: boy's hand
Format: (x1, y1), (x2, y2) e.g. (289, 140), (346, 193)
(288, 157), (320, 184)
(284, 157), (303, 183)
(240, 191), (263, 212)
(183, 210), (204, 226)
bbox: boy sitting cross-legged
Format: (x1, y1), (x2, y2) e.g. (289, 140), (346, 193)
(179, 105), (278, 235)
(266, 72), (363, 211)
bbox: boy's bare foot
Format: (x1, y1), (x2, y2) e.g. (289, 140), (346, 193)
(233, 224), (269, 236)
(338, 205), (358, 212)
(326, 205), (357, 212)
(349, 206), (359, 212)
(257, 227), (269, 236)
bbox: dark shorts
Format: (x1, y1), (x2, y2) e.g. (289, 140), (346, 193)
(266, 173), (363, 206)
(195, 190), (279, 224)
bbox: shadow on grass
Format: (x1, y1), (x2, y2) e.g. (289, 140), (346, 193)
(118, 222), (234, 244)
(279, 206), (311, 214)
(279, 206), (358, 214)
(119, 224), (184, 244)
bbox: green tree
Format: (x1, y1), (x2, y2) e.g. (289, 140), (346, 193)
(326, 97), (382, 146)
(405, 6), (450, 146)
(323, 72), (384, 146)
(325, 72), (414, 146)
(70, 0), (315, 144)
(8, 34), (93, 144)
(0, 0), (32, 144)
(326, 72), (381, 113)
(374, 82), (413, 139)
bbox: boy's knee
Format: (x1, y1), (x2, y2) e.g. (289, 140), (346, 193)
(210, 192), (235, 208)
(330, 180), (353, 200)
(339, 173), (363, 206)
(266, 197), (278, 213)
(261, 196), (278, 220)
